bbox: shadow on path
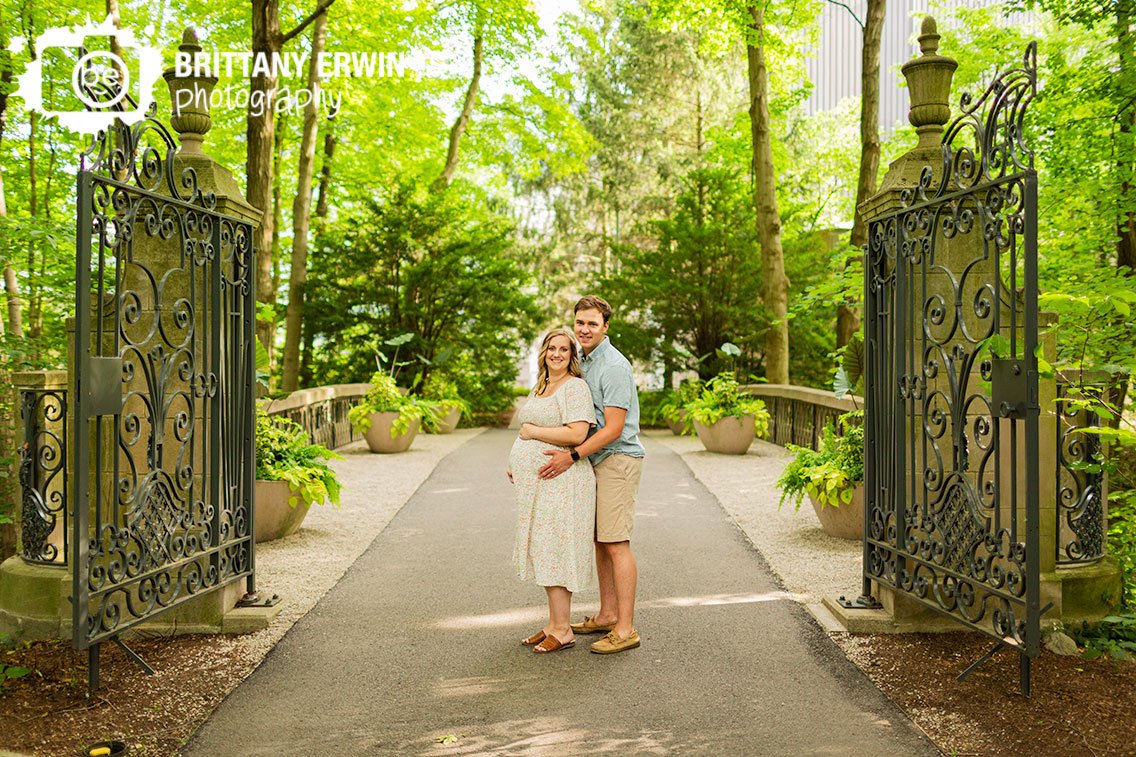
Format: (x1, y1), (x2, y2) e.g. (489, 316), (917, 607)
(184, 430), (936, 755)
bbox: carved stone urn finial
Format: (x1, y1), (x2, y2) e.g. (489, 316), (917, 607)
(901, 16), (958, 147)
(163, 27), (218, 154)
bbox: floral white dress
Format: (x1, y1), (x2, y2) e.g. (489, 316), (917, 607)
(509, 376), (597, 593)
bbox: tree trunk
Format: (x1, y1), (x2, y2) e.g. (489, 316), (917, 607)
(280, 10), (328, 392)
(746, 5), (789, 384)
(247, 0), (337, 375)
(836, 0), (885, 349)
(1117, 1), (1135, 274)
(248, 0), (282, 369)
(300, 114), (337, 388)
(0, 112), (20, 338)
(271, 110), (286, 312)
(1113, 0), (1135, 421)
(432, 29), (484, 192)
(315, 119), (336, 223)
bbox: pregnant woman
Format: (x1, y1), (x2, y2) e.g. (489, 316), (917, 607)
(508, 328), (597, 654)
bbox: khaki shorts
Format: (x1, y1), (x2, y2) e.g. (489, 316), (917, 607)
(594, 454), (644, 543)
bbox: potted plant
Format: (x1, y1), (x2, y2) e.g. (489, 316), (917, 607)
(421, 376), (470, 434)
(660, 379), (703, 435)
(255, 409), (343, 542)
(776, 411), (864, 540)
(684, 372), (770, 454)
(348, 372), (432, 453)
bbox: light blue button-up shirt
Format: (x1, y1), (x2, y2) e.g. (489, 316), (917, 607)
(580, 336), (645, 465)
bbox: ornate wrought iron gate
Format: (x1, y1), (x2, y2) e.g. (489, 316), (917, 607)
(862, 44), (1043, 692)
(72, 113), (256, 686)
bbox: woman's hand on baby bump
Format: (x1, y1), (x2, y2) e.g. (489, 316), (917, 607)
(519, 423), (534, 440)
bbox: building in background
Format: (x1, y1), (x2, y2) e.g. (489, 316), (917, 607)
(804, 1), (1028, 130)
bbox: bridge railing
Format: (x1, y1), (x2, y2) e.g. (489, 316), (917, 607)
(739, 384), (859, 451)
(262, 383), (370, 451)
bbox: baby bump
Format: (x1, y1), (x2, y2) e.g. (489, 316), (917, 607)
(509, 437), (560, 474)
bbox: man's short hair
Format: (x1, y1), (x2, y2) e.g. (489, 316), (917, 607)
(574, 295), (612, 324)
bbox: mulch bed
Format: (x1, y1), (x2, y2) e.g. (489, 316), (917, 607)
(0, 635), (257, 757)
(834, 631), (1136, 756)
(1, 629), (1133, 755)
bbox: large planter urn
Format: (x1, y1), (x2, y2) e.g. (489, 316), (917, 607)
(808, 486), (865, 541)
(432, 406), (462, 434)
(363, 412), (420, 453)
(255, 480), (310, 543)
(665, 409), (686, 435)
(693, 415), (755, 455)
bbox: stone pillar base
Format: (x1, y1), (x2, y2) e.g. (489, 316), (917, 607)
(0, 556), (277, 642)
(0, 556), (70, 642)
(1045, 557), (1124, 626)
(824, 561), (1123, 634)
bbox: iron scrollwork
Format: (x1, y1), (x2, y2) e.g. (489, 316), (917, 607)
(1055, 382), (1105, 564)
(19, 389), (68, 566)
(74, 112), (255, 648)
(864, 43), (1041, 656)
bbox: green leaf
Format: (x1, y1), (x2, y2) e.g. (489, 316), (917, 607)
(833, 367), (853, 399)
(385, 333), (415, 347)
(840, 334), (864, 390)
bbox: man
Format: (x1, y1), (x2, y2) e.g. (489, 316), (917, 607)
(539, 295), (645, 654)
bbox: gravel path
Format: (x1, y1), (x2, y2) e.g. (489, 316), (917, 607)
(643, 429), (862, 629)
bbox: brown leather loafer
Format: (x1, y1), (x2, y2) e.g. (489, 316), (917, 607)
(570, 615), (616, 634)
(590, 630), (640, 654)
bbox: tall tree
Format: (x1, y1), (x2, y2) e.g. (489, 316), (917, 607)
(434, 18), (483, 191)
(746, 3), (790, 384)
(0, 25), (21, 339)
(1116, 0), (1135, 274)
(280, 8), (329, 391)
(836, 0), (885, 348)
(247, 0), (336, 367)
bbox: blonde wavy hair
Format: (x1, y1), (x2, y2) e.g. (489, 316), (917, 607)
(535, 328), (583, 395)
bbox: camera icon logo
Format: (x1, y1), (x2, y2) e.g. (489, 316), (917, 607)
(14, 15), (162, 135)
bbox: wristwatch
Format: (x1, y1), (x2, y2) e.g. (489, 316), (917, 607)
(570, 448), (581, 462)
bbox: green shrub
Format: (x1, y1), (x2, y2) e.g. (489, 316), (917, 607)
(777, 411), (864, 510)
(1070, 613), (1136, 661)
(637, 389), (669, 428)
(255, 410), (343, 508)
(684, 373), (770, 436)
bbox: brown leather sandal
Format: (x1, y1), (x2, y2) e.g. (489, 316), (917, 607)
(521, 630), (547, 646)
(533, 634), (575, 653)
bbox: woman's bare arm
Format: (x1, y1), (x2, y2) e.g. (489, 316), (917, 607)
(519, 420), (590, 447)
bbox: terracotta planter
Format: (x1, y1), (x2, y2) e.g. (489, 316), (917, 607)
(431, 406), (462, 434)
(693, 415), (755, 455)
(665, 409), (686, 435)
(808, 486), (864, 541)
(255, 480), (310, 543)
(363, 412), (420, 453)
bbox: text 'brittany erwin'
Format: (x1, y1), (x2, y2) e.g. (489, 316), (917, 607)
(172, 51), (416, 80)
